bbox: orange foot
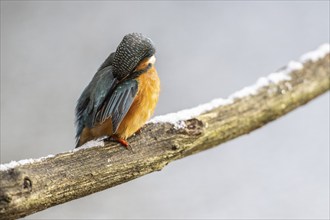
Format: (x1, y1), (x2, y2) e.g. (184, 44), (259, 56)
(111, 135), (132, 151)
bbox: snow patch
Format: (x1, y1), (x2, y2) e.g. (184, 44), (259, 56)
(0, 138), (106, 171)
(300, 43), (329, 62)
(150, 98), (232, 128)
(72, 137), (105, 152)
(0, 154), (55, 171)
(0, 140), (105, 172)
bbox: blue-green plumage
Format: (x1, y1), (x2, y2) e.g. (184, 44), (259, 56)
(75, 33), (155, 148)
(75, 66), (138, 147)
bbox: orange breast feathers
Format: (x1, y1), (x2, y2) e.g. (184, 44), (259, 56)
(116, 64), (160, 139)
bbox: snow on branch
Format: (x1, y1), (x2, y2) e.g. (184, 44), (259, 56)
(0, 44), (329, 219)
(149, 44), (329, 127)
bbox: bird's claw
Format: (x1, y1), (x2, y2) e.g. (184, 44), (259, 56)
(110, 135), (133, 151)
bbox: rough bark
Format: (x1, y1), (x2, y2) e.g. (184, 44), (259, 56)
(0, 53), (329, 220)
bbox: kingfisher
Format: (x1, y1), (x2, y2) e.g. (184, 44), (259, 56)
(75, 33), (160, 148)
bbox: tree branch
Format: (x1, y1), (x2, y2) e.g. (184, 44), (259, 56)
(1, 44), (329, 220)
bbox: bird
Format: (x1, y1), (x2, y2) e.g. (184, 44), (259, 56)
(75, 33), (160, 149)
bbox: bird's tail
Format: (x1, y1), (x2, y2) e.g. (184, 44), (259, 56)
(75, 139), (81, 148)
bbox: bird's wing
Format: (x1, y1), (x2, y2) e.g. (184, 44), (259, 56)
(75, 64), (139, 141)
(75, 66), (119, 139)
(94, 79), (138, 132)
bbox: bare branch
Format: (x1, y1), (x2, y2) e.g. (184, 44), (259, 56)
(0, 44), (329, 220)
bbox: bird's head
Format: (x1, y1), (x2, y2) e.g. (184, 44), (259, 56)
(112, 33), (156, 80)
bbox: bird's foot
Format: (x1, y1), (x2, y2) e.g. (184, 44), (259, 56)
(111, 135), (132, 151)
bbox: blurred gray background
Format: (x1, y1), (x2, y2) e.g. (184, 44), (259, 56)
(1, 1), (329, 219)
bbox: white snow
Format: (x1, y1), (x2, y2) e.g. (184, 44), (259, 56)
(300, 43), (330, 62)
(72, 137), (105, 152)
(149, 98), (232, 129)
(149, 43), (329, 128)
(228, 61), (300, 100)
(0, 138), (106, 171)
(0, 154), (55, 171)
(1, 44), (328, 171)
